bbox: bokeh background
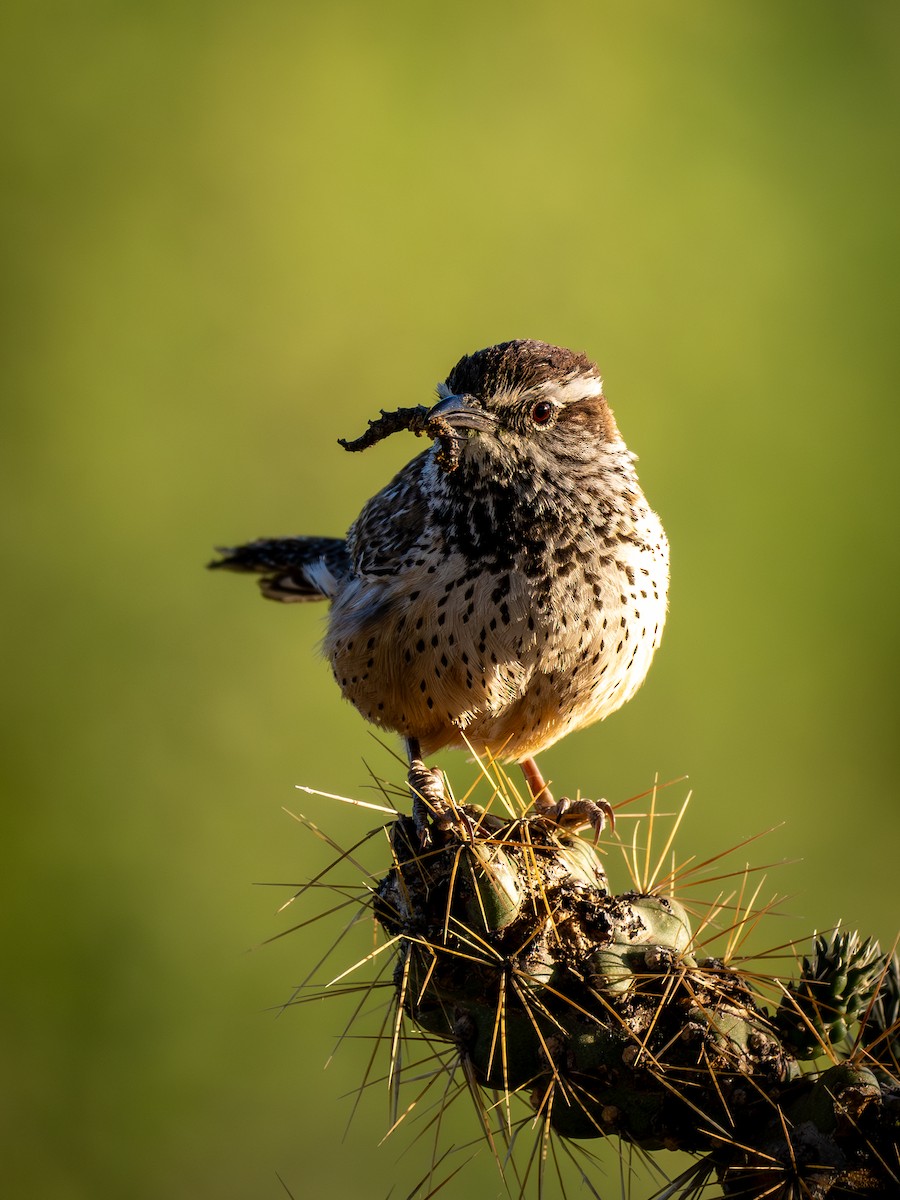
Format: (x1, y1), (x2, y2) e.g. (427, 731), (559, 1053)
(3, 2), (899, 1197)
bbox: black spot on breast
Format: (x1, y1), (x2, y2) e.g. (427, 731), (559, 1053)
(490, 575), (510, 603)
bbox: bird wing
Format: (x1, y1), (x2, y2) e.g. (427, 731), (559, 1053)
(347, 453), (435, 578)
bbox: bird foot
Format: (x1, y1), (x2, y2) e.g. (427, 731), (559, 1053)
(407, 759), (453, 847)
(407, 759), (480, 847)
(533, 795), (615, 842)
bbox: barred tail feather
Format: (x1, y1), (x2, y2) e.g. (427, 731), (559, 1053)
(208, 536), (348, 602)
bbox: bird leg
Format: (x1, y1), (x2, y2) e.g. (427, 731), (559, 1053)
(519, 756), (615, 842)
(405, 737), (453, 847)
(520, 757), (553, 808)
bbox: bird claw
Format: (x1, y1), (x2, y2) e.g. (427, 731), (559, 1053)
(534, 795), (615, 842)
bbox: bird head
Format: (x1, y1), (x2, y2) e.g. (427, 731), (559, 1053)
(428, 340), (624, 481)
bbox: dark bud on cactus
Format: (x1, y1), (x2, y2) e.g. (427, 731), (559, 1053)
(777, 930), (888, 1057)
(860, 950), (900, 1072)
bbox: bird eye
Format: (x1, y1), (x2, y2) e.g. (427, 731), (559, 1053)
(530, 400), (554, 426)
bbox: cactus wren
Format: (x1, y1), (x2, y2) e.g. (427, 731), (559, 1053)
(211, 340), (669, 838)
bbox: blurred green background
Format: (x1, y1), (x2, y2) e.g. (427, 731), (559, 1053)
(3, 2), (899, 1197)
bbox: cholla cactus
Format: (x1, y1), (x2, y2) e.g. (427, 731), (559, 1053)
(375, 807), (794, 1154)
(288, 771), (900, 1199)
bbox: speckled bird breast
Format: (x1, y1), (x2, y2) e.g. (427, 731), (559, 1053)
(323, 493), (668, 762)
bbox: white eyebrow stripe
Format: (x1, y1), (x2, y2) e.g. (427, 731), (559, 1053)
(436, 373), (603, 405)
(536, 375), (603, 404)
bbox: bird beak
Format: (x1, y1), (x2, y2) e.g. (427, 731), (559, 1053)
(428, 393), (496, 433)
